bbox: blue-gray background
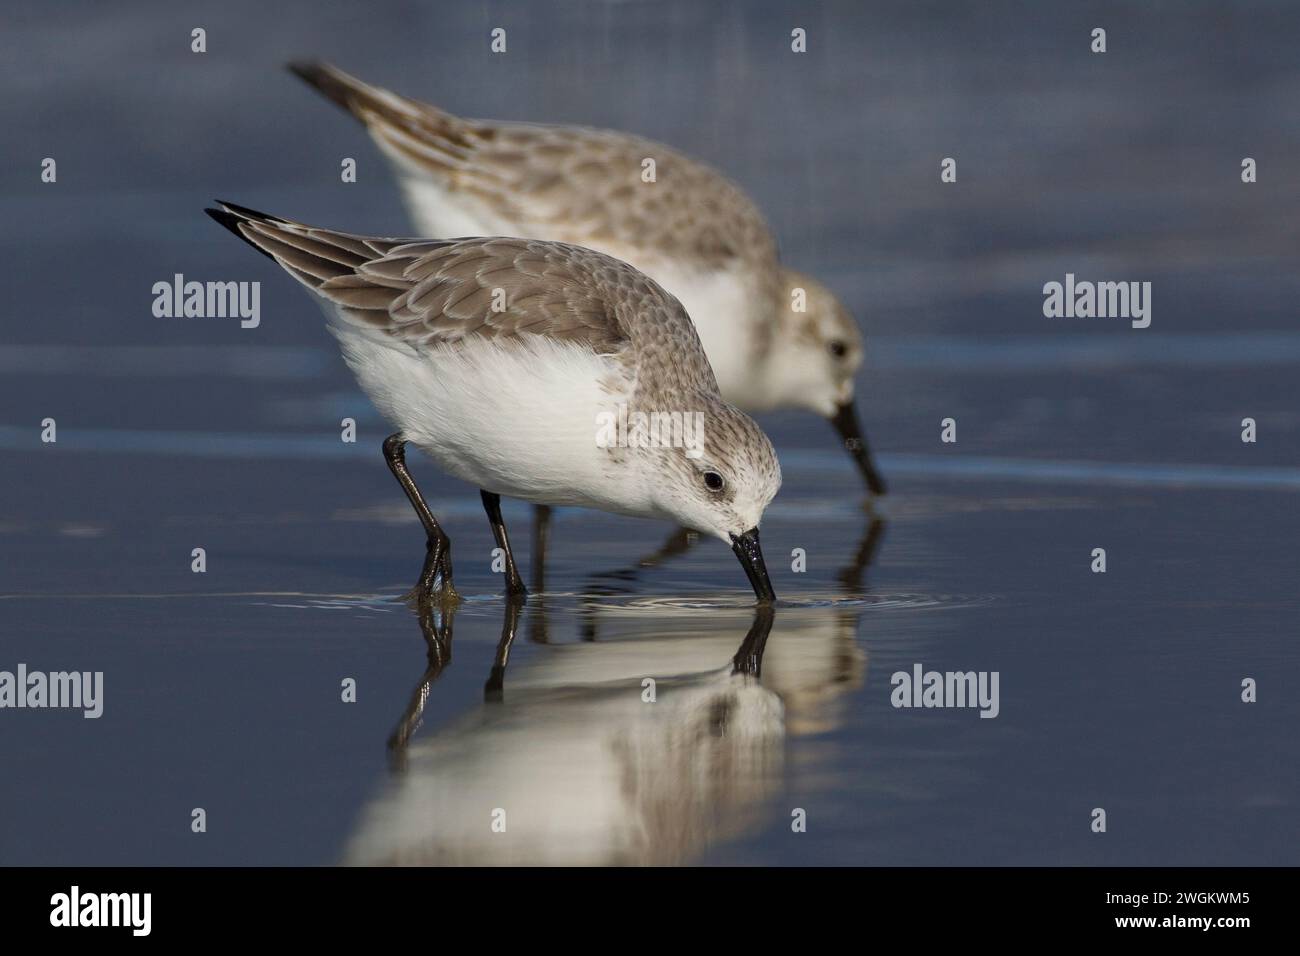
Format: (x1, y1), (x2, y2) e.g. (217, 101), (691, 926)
(0, 0), (1296, 865)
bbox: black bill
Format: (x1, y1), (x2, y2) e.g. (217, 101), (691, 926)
(730, 527), (776, 604)
(830, 401), (888, 496)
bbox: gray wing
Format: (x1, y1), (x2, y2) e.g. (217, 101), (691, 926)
(290, 61), (780, 269)
(205, 202), (719, 392)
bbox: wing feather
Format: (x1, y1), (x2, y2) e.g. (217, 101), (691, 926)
(289, 61), (779, 269)
(206, 202), (720, 394)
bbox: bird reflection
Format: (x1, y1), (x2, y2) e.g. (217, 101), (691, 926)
(836, 513), (886, 593)
(353, 515), (883, 865)
(385, 600), (454, 772)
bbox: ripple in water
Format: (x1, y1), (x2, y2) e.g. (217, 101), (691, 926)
(583, 591), (1000, 612)
(268, 589), (1002, 617)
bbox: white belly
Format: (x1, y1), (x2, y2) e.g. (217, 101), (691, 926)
(329, 324), (651, 515)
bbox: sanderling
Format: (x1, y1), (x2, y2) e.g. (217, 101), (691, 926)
(288, 61), (887, 495)
(205, 201), (781, 604)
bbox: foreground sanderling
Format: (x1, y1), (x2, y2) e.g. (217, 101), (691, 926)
(205, 201), (781, 603)
(288, 61), (886, 495)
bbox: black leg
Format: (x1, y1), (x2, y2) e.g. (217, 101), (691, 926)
(481, 490), (527, 598)
(382, 433), (456, 604)
(531, 505), (552, 593)
(589, 525), (699, 586)
(578, 525), (701, 641)
(639, 526), (698, 568)
(528, 506), (552, 644)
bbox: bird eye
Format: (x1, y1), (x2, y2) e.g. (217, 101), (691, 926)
(703, 471), (725, 492)
(828, 340), (848, 358)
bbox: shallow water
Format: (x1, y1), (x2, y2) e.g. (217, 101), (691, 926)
(3, 436), (1296, 865)
(1, 1), (1297, 865)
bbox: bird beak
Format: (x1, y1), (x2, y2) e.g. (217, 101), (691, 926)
(730, 527), (776, 604)
(829, 401), (887, 496)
